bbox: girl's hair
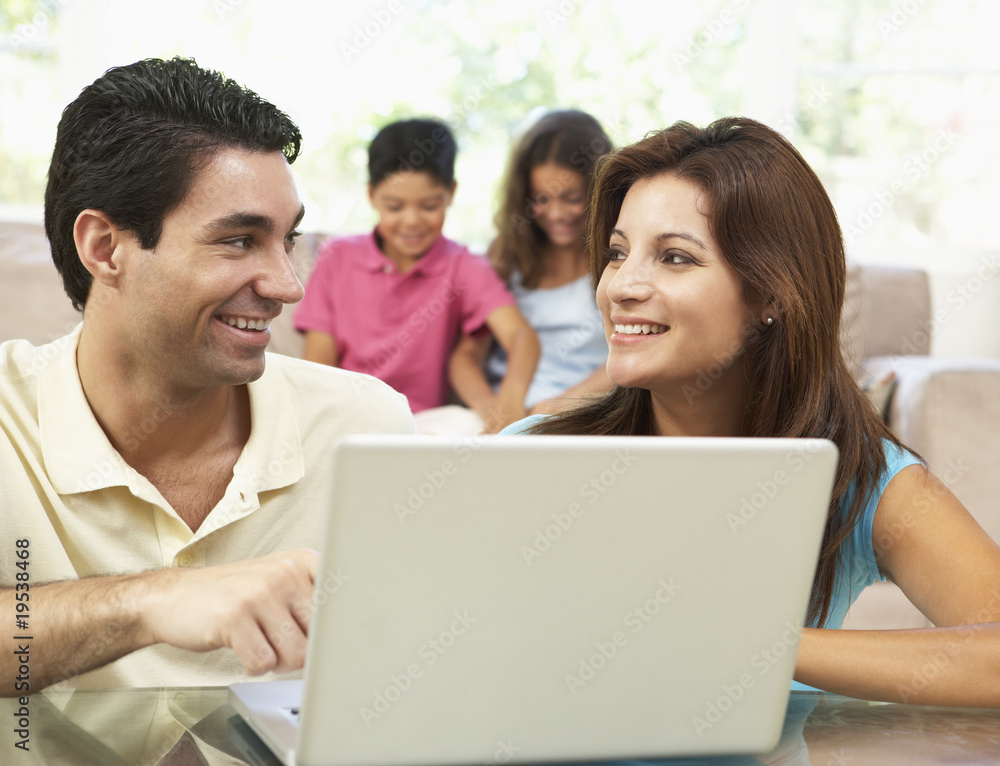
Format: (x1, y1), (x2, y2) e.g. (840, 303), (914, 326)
(490, 109), (612, 288)
(529, 117), (905, 628)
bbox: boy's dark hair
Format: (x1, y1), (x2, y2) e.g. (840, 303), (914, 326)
(45, 56), (303, 312)
(367, 118), (457, 188)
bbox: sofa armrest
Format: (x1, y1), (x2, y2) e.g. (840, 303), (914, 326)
(864, 355), (1000, 543)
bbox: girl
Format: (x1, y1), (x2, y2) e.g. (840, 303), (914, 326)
(449, 110), (614, 423)
(506, 117), (1000, 706)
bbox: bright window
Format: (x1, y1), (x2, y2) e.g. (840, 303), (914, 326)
(2, 0), (997, 268)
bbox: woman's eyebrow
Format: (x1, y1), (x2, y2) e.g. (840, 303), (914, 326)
(610, 228), (709, 251)
(654, 231), (709, 250)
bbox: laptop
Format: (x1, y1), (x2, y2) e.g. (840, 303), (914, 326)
(230, 434), (837, 766)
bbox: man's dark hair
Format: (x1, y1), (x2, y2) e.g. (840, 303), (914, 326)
(44, 56), (303, 311)
(367, 118), (457, 189)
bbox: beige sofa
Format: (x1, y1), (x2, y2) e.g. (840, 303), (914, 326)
(3, 219), (998, 629)
(841, 263), (1000, 628)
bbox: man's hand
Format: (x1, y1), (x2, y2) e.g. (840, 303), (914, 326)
(141, 548), (318, 676)
(1, 548), (319, 695)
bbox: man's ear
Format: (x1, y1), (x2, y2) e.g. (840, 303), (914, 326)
(73, 209), (130, 288)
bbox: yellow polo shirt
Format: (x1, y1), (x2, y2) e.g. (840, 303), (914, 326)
(0, 324), (415, 689)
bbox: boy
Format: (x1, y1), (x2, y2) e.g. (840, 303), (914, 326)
(295, 119), (539, 433)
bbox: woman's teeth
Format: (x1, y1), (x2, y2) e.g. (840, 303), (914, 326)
(615, 323), (667, 335)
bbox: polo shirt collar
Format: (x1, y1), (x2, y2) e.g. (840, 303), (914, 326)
(234, 352), (305, 494)
(39, 324), (132, 495)
(358, 229), (450, 277)
(38, 324), (304, 498)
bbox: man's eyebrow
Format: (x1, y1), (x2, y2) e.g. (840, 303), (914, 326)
(610, 228), (709, 251)
(206, 205), (306, 234)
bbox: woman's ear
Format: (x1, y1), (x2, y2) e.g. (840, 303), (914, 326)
(761, 300), (781, 327)
(745, 285), (779, 327)
(73, 209), (128, 288)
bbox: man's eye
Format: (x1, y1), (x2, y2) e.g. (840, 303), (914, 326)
(229, 236), (252, 249)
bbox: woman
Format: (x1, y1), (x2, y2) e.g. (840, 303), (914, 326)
(506, 117), (1000, 706)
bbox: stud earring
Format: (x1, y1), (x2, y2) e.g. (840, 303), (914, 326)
(765, 317), (775, 326)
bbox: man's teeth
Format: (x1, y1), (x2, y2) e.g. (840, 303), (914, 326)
(222, 317), (271, 331)
(615, 323), (667, 335)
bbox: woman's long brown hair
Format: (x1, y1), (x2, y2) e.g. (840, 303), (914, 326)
(528, 117), (904, 628)
(490, 110), (612, 288)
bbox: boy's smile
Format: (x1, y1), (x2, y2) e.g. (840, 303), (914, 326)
(369, 171), (455, 271)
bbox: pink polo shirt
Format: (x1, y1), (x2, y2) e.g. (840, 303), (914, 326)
(294, 231), (514, 413)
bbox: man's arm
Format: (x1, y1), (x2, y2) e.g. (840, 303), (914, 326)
(1, 548), (316, 696)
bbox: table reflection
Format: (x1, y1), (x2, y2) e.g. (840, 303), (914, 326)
(1, 688), (998, 765)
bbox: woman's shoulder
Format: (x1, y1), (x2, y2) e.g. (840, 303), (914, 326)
(499, 414), (551, 435)
(880, 438), (923, 477)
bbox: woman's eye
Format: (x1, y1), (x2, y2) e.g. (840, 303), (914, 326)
(665, 252), (692, 265)
(605, 248), (626, 262)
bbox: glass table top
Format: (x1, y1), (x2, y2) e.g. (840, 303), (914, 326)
(3, 687), (999, 765)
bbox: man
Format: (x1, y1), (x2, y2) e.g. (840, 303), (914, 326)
(0, 57), (414, 694)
